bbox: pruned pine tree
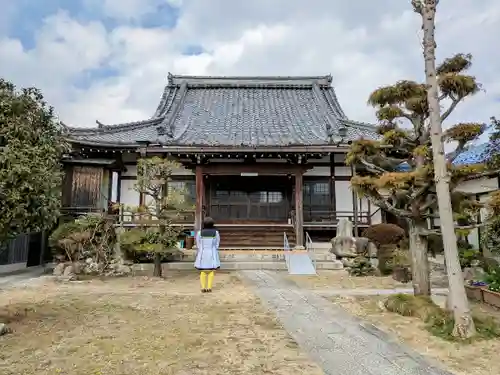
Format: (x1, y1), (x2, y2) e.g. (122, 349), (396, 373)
(346, 49), (484, 306)
(132, 157), (193, 277)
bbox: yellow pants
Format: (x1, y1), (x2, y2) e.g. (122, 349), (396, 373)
(200, 271), (215, 290)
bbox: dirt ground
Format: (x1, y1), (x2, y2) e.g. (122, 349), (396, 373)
(288, 270), (411, 290)
(0, 272), (323, 375)
(328, 295), (500, 375)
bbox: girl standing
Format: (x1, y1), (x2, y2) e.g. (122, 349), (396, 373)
(194, 217), (221, 292)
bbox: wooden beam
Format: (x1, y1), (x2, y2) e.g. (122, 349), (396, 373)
(138, 148), (146, 207)
(330, 153), (336, 215)
(195, 165), (204, 230)
(295, 169), (304, 248)
(202, 163), (309, 175)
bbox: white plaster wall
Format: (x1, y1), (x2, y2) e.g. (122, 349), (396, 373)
(370, 208), (383, 225)
(304, 166), (330, 176)
(469, 226), (480, 249)
(120, 179), (140, 207)
(468, 194), (494, 249)
(456, 177), (498, 194)
(122, 165), (137, 177)
(335, 180), (353, 212)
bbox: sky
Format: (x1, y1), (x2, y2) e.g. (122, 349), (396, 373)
(0, 0), (499, 139)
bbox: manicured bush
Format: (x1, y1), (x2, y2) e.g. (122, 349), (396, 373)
(362, 224), (406, 247)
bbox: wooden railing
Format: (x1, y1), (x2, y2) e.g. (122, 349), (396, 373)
(61, 205), (196, 227)
(303, 210), (371, 225)
(63, 204), (369, 227)
(116, 209), (195, 226)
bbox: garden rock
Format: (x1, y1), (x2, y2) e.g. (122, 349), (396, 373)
(72, 262), (84, 275)
(0, 323), (11, 336)
(83, 258), (100, 274)
(62, 265), (77, 281)
(52, 263), (65, 276)
(331, 236), (378, 259)
(331, 236), (357, 257)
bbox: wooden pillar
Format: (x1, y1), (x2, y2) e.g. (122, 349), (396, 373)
(295, 169), (304, 248)
(195, 166), (204, 231)
(351, 163), (359, 237)
(330, 153), (336, 219)
(138, 148), (147, 207)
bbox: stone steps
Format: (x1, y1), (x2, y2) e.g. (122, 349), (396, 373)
(176, 250), (338, 262)
(132, 260), (343, 272)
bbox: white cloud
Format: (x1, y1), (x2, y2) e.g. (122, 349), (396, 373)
(0, 0), (498, 131)
(84, 0), (182, 21)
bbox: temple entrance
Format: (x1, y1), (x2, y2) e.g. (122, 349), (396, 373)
(207, 176), (291, 222)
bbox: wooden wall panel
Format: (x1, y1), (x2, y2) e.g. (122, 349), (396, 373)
(70, 166), (104, 208)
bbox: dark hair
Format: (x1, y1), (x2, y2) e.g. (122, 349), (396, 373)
(202, 216), (215, 229)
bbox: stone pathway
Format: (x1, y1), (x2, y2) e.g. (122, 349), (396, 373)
(240, 270), (453, 375)
(0, 266), (46, 289)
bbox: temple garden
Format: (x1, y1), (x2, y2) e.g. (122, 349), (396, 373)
(0, 272), (323, 375)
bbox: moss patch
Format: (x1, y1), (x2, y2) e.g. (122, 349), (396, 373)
(385, 294), (500, 342)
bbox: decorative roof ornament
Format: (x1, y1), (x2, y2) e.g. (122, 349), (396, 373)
(156, 126), (166, 136)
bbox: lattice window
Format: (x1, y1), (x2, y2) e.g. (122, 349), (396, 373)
(267, 191), (283, 203)
(168, 180), (195, 203)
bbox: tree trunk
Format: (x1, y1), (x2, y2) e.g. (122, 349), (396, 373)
(420, 1), (476, 338)
(153, 200), (164, 277)
(408, 221), (431, 295)
(153, 253), (162, 277)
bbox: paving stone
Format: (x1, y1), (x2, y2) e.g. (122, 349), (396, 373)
(240, 270), (454, 375)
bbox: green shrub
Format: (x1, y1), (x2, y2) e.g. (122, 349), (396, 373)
(479, 256), (500, 273)
(120, 227), (181, 263)
(362, 224), (406, 247)
(481, 215), (500, 254)
(49, 214), (116, 262)
(484, 266), (500, 292)
(348, 256), (376, 276)
(459, 247), (480, 269)
(377, 245), (396, 275)
(384, 294), (438, 319)
(427, 234), (443, 257)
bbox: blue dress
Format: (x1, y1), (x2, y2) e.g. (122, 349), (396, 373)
(194, 228), (221, 270)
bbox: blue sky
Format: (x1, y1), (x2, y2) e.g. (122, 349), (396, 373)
(0, 0), (498, 139)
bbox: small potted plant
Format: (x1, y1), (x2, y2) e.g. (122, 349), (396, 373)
(464, 280), (487, 302)
(482, 266), (500, 308)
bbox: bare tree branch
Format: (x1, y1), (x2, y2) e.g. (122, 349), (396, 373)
(441, 94), (460, 122)
(367, 193), (414, 218)
(358, 157), (387, 175)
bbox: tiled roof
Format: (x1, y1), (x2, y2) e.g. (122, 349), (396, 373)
(451, 143), (491, 165)
(396, 142), (496, 171)
(66, 74), (378, 148)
